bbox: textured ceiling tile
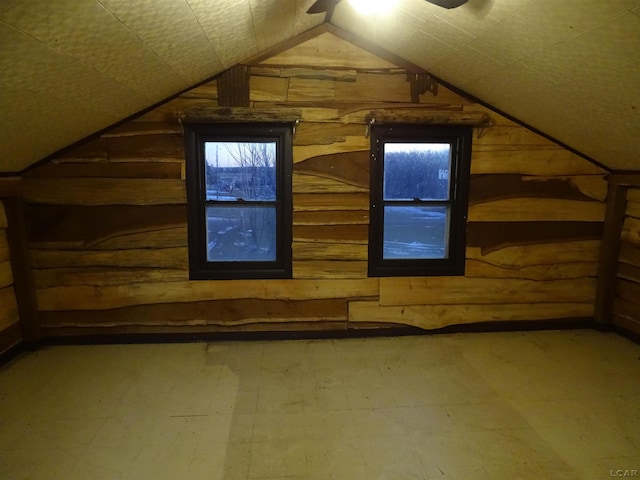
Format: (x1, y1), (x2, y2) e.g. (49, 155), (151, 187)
(470, 13), (559, 65)
(0, 82), (113, 171)
(420, 15), (475, 50)
(430, 45), (504, 87)
(538, 13), (640, 87)
(609, 61), (640, 106)
(0, 0), (186, 100)
(0, 23), (148, 115)
(525, 0), (640, 36)
(480, 0), (534, 22)
(249, 0), (297, 51)
(398, 33), (457, 70)
(467, 61), (545, 105)
(429, 1), (500, 37)
(98, 0), (223, 84)
(187, 0), (257, 66)
(495, 79), (640, 170)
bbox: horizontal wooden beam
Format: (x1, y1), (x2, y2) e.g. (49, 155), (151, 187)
(183, 106), (302, 123)
(365, 110), (491, 126)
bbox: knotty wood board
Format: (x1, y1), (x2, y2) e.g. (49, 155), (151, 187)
(0, 260), (13, 289)
(466, 241), (600, 268)
(379, 277), (595, 306)
(619, 243), (640, 267)
(293, 260), (367, 279)
(36, 278), (380, 311)
(259, 31), (399, 70)
(0, 286), (19, 331)
(24, 162), (183, 179)
(31, 247), (189, 269)
(622, 217), (640, 246)
(465, 260), (597, 281)
(293, 242), (367, 261)
(468, 198), (605, 222)
(39, 299), (347, 327)
(250, 75), (289, 102)
(293, 210), (368, 225)
(33, 267), (188, 288)
(28, 205), (187, 248)
(293, 192), (369, 211)
(293, 224), (368, 244)
(471, 148), (606, 175)
(469, 175), (607, 203)
(627, 200), (640, 219)
(23, 178), (186, 206)
(617, 262), (640, 283)
(0, 230), (9, 262)
(349, 301), (593, 330)
(467, 221), (603, 252)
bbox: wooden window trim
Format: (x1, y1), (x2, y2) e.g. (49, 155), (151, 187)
(368, 124), (472, 277)
(184, 123), (293, 280)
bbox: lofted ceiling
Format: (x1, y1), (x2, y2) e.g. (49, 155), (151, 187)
(0, 0), (639, 173)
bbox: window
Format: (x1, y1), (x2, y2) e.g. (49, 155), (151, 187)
(368, 124), (472, 277)
(184, 123), (293, 279)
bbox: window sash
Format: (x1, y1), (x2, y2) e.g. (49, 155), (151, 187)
(185, 123), (293, 280)
(368, 125), (472, 277)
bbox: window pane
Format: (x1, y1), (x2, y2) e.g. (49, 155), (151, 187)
(204, 142), (276, 201)
(205, 206), (276, 261)
(383, 206), (449, 259)
(383, 143), (451, 201)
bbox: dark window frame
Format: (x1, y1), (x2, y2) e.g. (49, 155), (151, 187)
(368, 124), (472, 277)
(184, 123), (293, 280)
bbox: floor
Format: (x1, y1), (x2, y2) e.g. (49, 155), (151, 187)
(0, 329), (639, 480)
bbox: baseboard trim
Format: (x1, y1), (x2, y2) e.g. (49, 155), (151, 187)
(37, 317), (597, 347)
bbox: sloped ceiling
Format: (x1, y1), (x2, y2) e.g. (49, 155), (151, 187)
(0, 0), (638, 173)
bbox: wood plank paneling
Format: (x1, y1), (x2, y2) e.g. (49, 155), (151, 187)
(349, 301), (593, 330)
(24, 162), (183, 179)
(466, 241), (600, 268)
(31, 247), (189, 269)
(0, 260), (13, 288)
(40, 299), (348, 328)
(23, 178), (186, 206)
(471, 148), (606, 175)
(621, 217), (640, 246)
(468, 198), (605, 222)
(293, 260), (368, 279)
(464, 260), (597, 281)
(469, 175), (607, 203)
(379, 277), (595, 306)
(33, 267), (188, 288)
(0, 286), (19, 331)
(467, 221), (603, 253)
(37, 279), (380, 311)
(28, 205), (187, 249)
(24, 34), (607, 336)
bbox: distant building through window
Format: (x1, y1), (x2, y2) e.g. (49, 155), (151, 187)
(184, 123), (293, 280)
(368, 124), (472, 276)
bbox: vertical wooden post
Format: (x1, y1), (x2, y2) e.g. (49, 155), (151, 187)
(217, 65), (250, 107)
(594, 179), (627, 327)
(3, 192), (41, 344)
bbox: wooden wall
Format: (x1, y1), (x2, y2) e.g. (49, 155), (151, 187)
(0, 196), (22, 354)
(21, 36), (608, 337)
(613, 187), (640, 334)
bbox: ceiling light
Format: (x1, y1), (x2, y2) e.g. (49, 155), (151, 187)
(348, 0), (399, 14)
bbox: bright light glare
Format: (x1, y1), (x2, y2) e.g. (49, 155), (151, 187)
(348, 0), (398, 14)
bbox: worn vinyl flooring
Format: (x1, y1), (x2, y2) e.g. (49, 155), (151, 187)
(0, 329), (639, 479)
